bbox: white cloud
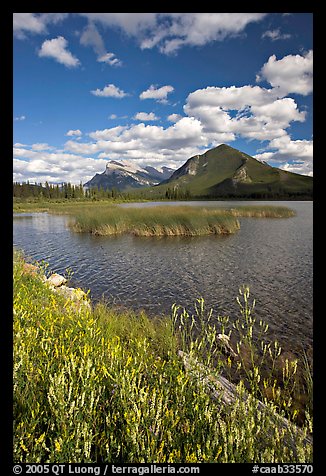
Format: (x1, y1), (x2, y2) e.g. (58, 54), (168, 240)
(13, 13), (46, 37)
(62, 118), (209, 170)
(279, 162), (312, 176)
(31, 143), (51, 151)
(14, 13), (267, 54)
(13, 142), (26, 148)
(13, 13), (68, 38)
(80, 21), (105, 54)
(80, 22), (122, 66)
(133, 112), (159, 121)
(79, 13), (158, 36)
(66, 129), (82, 137)
(13, 48), (313, 180)
(184, 84), (307, 142)
(167, 113), (182, 122)
(261, 29), (291, 41)
(258, 50), (313, 96)
(97, 52), (122, 66)
(38, 36), (80, 68)
(13, 146), (108, 184)
(157, 13), (268, 54)
(250, 98), (306, 126)
(269, 135), (313, 159)
(254, 135), (313, 176)
(140, 85), (174, 103)
(13, 117), (210, 182)
(91, 83), (128, 98)
(185, 85), (277, 110)
(88, 126), (127, 141)
(64, 141), (100, 155)
(79, 13), (267, 54)
(14, 115), (26, 121)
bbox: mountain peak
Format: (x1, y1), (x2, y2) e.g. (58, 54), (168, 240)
(158, 144), (313, 198)
(84, 161), (175, 191)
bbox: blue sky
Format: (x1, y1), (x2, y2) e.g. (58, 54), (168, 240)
(13, 13), (313, 184)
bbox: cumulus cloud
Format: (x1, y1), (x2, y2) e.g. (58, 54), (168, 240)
(13, 146), (108, 184)
(140, 85), (174, 103)
(62, 117), (208, 168)
(133, 112), (159, 121)
(13, 13), (46, 38)
(184, 84), (306, 142)
(38, 36), (80, 68)
(13, 13), (68, 39)
(14, 13), (267, 55)
(91, 83), (128, 98)
(88, 126), (127, 141)
(31, 143), (52, 151)
(261, 29), (291, 41)
(66, 129), (82, 137)
(79, 13), (158, 36)
(13, 47), (313, 179)
(14, 115), (26, 121)
(79, 13), (267, 54)
(254, 135), (313, 176)
(167, 113), (182, 122)
(257, 50), (313, 96)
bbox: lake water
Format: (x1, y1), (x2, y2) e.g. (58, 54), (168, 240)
(13, 201), (313, 353)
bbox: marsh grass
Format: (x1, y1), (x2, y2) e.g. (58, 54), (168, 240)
(13, 252), (311, 463)
(70, 204), (294, 237)
(227, 205), (296, 218)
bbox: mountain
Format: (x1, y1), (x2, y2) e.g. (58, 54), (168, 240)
(84, 160), (175, 191)
(157, 144), (313, 199)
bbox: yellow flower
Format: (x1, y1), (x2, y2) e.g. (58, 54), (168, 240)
(55, 440), (62, 452)
(20, 441), (28, 452)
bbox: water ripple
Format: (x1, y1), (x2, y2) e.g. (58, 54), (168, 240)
(13, 201), (313, 352)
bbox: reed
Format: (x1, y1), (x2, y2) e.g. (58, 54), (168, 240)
(71, 205), (241, 236)
(227, 205), (296, 218)
(13, 251), (312, 463)
(70, 204), (294, 237)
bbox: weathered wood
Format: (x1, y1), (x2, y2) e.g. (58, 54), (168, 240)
(178, 350), (312, 452)
(216, 333), (238, 358)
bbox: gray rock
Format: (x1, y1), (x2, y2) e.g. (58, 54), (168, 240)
(47, 273), (67, 287)
(55, 285), (91, 311)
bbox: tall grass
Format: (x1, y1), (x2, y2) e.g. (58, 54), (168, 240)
(13, 251), (311, 463)
(227, 205), (296, 218)
(70, 204), (294, 237)
(72, 205), (241, 236)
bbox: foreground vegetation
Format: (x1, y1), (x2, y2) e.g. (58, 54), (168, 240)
(14, 251), (312, 463)
(71, 204), (295, 236)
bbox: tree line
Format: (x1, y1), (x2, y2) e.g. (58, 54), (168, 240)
(13, 182), (123, 200)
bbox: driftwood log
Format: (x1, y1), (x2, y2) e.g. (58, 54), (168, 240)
(178, 350), (312, 454)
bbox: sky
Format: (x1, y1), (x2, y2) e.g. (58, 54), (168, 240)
(13, 12), (313, 185)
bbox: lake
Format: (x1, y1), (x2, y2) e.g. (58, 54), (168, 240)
(13, 200), (313, 354)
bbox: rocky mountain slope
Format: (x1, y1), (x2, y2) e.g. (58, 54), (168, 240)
(84, 160), (174, 191)
(158, 144), (313, 198)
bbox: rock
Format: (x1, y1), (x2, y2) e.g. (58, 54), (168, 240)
(47, 273), (67, 287)
(57, 285), (83, 300)
(55, 285), (91, 311)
